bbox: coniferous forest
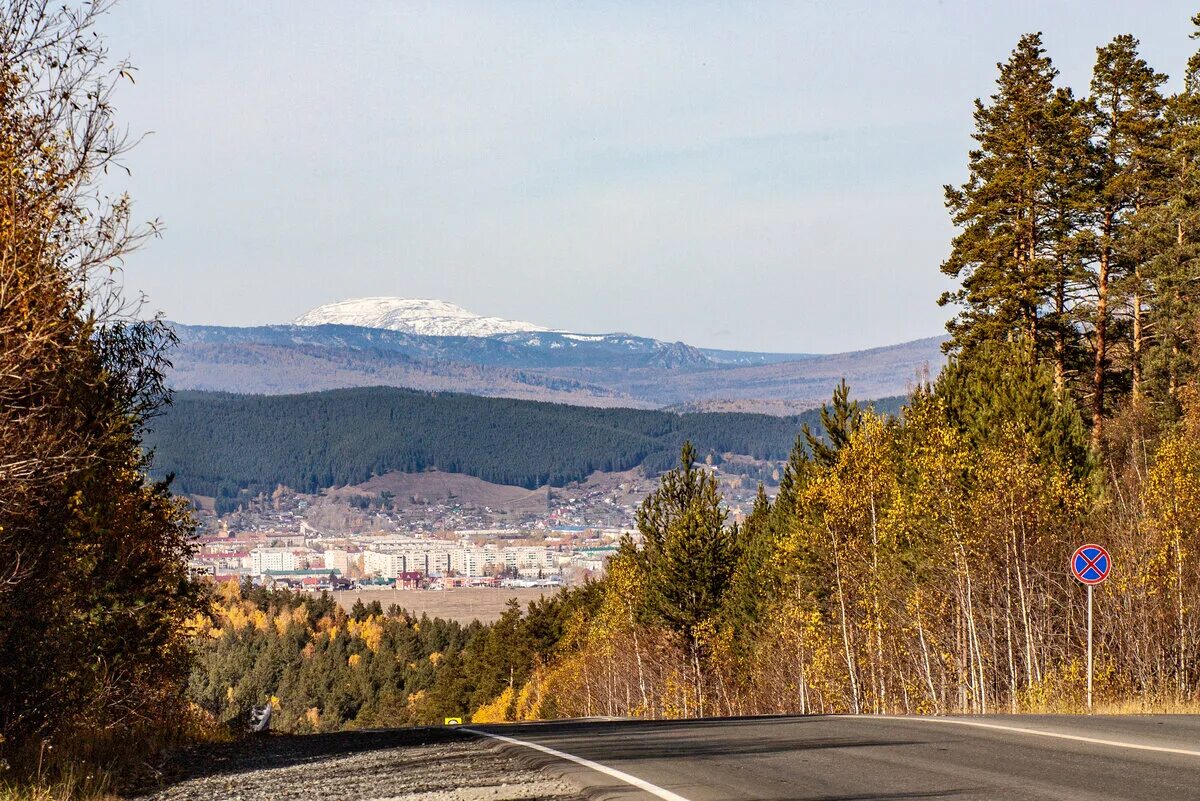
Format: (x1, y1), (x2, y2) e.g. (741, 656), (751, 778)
(145, 388), (906, 498)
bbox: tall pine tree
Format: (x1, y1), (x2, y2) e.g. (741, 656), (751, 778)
(941, 34), (1082, 373)
(1084, 35), (1167, 443)
(634, 442), (734, 657)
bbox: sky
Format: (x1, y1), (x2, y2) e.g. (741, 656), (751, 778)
(105, 1), (1200, 353)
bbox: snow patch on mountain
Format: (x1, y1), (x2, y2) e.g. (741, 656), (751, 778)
(294, 298), (549, 338)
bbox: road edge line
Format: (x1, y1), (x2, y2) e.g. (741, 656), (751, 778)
(845, 715), (1200, 757)
(462, 727), (695, 801)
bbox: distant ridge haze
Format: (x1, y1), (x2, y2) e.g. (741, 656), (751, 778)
(168, 297), (946, 413)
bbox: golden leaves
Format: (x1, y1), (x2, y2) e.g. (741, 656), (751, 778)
(471, 686), (515, 723)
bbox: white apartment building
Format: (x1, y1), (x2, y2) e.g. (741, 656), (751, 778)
(448, 547), (482, 577)
(447, 546), (507, 577)
(250, 548), (298, 576)
(504, 547), (556, 575)
(360, 545), (556, 579)
(363, 550), (404, 579)
(323, 549), (351, 575)
(396, 550), (452, 577)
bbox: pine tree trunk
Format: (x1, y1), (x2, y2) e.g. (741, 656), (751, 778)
(1171, 219), (1184, 399)
(1055, 256), (1067, 393)
(1132, 198), (1144, 401)
(1093, 222), (1112, 452)
(1133, 270), (1143, 401)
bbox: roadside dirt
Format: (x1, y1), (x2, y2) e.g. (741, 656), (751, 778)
(129, 728), (585, 801)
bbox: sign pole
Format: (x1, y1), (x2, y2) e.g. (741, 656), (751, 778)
(1087, 583), (1093, 712)
(1070, 543), (1109, 715)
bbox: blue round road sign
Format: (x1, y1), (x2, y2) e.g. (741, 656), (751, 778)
(1071, 543), (1110, 585)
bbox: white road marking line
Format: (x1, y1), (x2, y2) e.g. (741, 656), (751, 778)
(463, 727), (695, 801)
(845, 715), (1200, 758)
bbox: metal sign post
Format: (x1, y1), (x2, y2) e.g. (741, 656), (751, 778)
(1087, 583), (1093, 710)
(1070, 543), (1111, 712)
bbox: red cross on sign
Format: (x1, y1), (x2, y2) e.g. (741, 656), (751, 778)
(1071, 544), (1110, 585)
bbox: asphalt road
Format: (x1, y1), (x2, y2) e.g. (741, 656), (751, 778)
(466, 714), (1200, 801)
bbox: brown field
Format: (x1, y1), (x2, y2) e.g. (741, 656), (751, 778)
(332, 586), (556, 623)
(354, 469), (550, 513)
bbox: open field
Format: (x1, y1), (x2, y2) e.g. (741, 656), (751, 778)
(355, 469), (551, 512)
(332, 587), (555, 623)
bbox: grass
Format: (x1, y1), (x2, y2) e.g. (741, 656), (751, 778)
(1084, 698), (1200, 715)
(0, 706), (232, 801)
(0, 740), (116, 801)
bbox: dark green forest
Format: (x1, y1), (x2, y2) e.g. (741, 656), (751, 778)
(144, 387), (904, 498)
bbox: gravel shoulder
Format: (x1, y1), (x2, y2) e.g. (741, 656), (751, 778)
(128, 728), (589, 801)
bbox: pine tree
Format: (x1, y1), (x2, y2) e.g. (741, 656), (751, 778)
(635, 442), (733, 654)
(803, 379), (863, 467)
(719, 486), (778, 660)
(940, 34), (1079, 366)
(1084, 35), (1167, 442)
(935, 339), (1091, 478)
(1143, 16), (1200, 407)
(1042, 87), (1095, 392)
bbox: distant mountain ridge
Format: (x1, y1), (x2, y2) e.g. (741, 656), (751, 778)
(293, 297), (548, 337)
(168, 298), (947, 413)
(173, 323), (719, 369)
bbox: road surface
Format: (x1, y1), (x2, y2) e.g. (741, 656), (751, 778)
(466, 714), (1200, 800)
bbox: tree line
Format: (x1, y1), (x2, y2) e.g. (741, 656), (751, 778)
(941, 25), (1200, 450)
(188, 581), (601, 731)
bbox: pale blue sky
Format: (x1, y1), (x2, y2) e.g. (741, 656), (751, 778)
(106, 1), (1199, 352)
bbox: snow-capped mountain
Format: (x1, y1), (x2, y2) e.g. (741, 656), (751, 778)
(294, 297), (548, 338)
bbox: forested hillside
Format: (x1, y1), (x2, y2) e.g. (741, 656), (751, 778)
(145, 387), (905, 497)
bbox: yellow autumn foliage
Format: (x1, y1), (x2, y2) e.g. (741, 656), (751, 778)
(348, 615), (385, 652)
(471, 686), (516, 723)
(514, 675), (544, 720)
